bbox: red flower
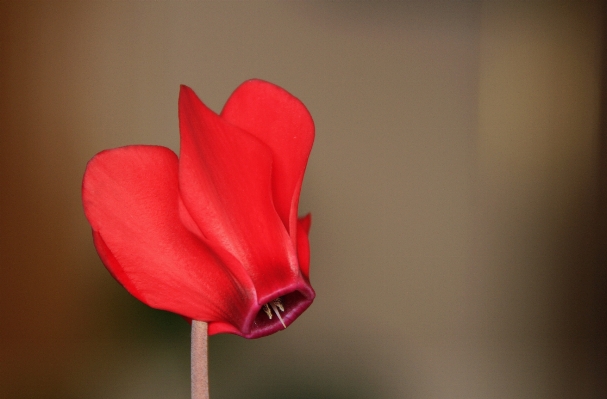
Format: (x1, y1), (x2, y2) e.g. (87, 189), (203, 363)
(82, 80), (315, 338)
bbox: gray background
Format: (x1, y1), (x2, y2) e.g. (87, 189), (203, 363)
(1, 2), (606, 398)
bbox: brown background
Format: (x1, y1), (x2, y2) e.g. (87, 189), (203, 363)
(1, 2), (606, 398)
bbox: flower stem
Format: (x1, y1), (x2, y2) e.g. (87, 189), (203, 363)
(191, 320), (209, 399)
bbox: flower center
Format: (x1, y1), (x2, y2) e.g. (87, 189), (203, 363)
(262, 297), (286, 329)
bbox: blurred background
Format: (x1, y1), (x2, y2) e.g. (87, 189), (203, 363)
(1, 1), (606, 398)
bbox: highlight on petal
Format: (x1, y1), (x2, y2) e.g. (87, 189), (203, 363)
(82, 145), (254, 328)
(178, 86), (301, 302)
(221, 79), (315, 240)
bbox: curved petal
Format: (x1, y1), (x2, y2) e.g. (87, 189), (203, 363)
(178, 86), (300, 303)
(244, 279), (315, 339)
(296, 214), (312, 280)
(82, 145), (253, 327)
(220, 79), (315, 240)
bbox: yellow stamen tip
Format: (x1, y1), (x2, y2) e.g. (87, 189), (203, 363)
(262, 303), (272, 319)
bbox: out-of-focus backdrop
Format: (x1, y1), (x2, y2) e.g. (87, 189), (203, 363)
(1, 2), (606, 398)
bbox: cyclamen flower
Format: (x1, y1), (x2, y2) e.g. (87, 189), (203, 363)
(82, 80), (315, 338)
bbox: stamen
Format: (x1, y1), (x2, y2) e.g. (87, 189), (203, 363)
(272, 298), (284, 312)
(261, 297), (287, 329)
(262, 303), (272, 319)
(270, 301), (287, 329)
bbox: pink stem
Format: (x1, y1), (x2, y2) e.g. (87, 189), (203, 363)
(191, 320), (209, 399)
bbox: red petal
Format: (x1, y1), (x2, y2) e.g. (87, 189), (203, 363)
(296, 214), (312, 280)
(82, 146), (253, 328)
(220, 79), (315, 240)
(178, 86), (301, 303)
